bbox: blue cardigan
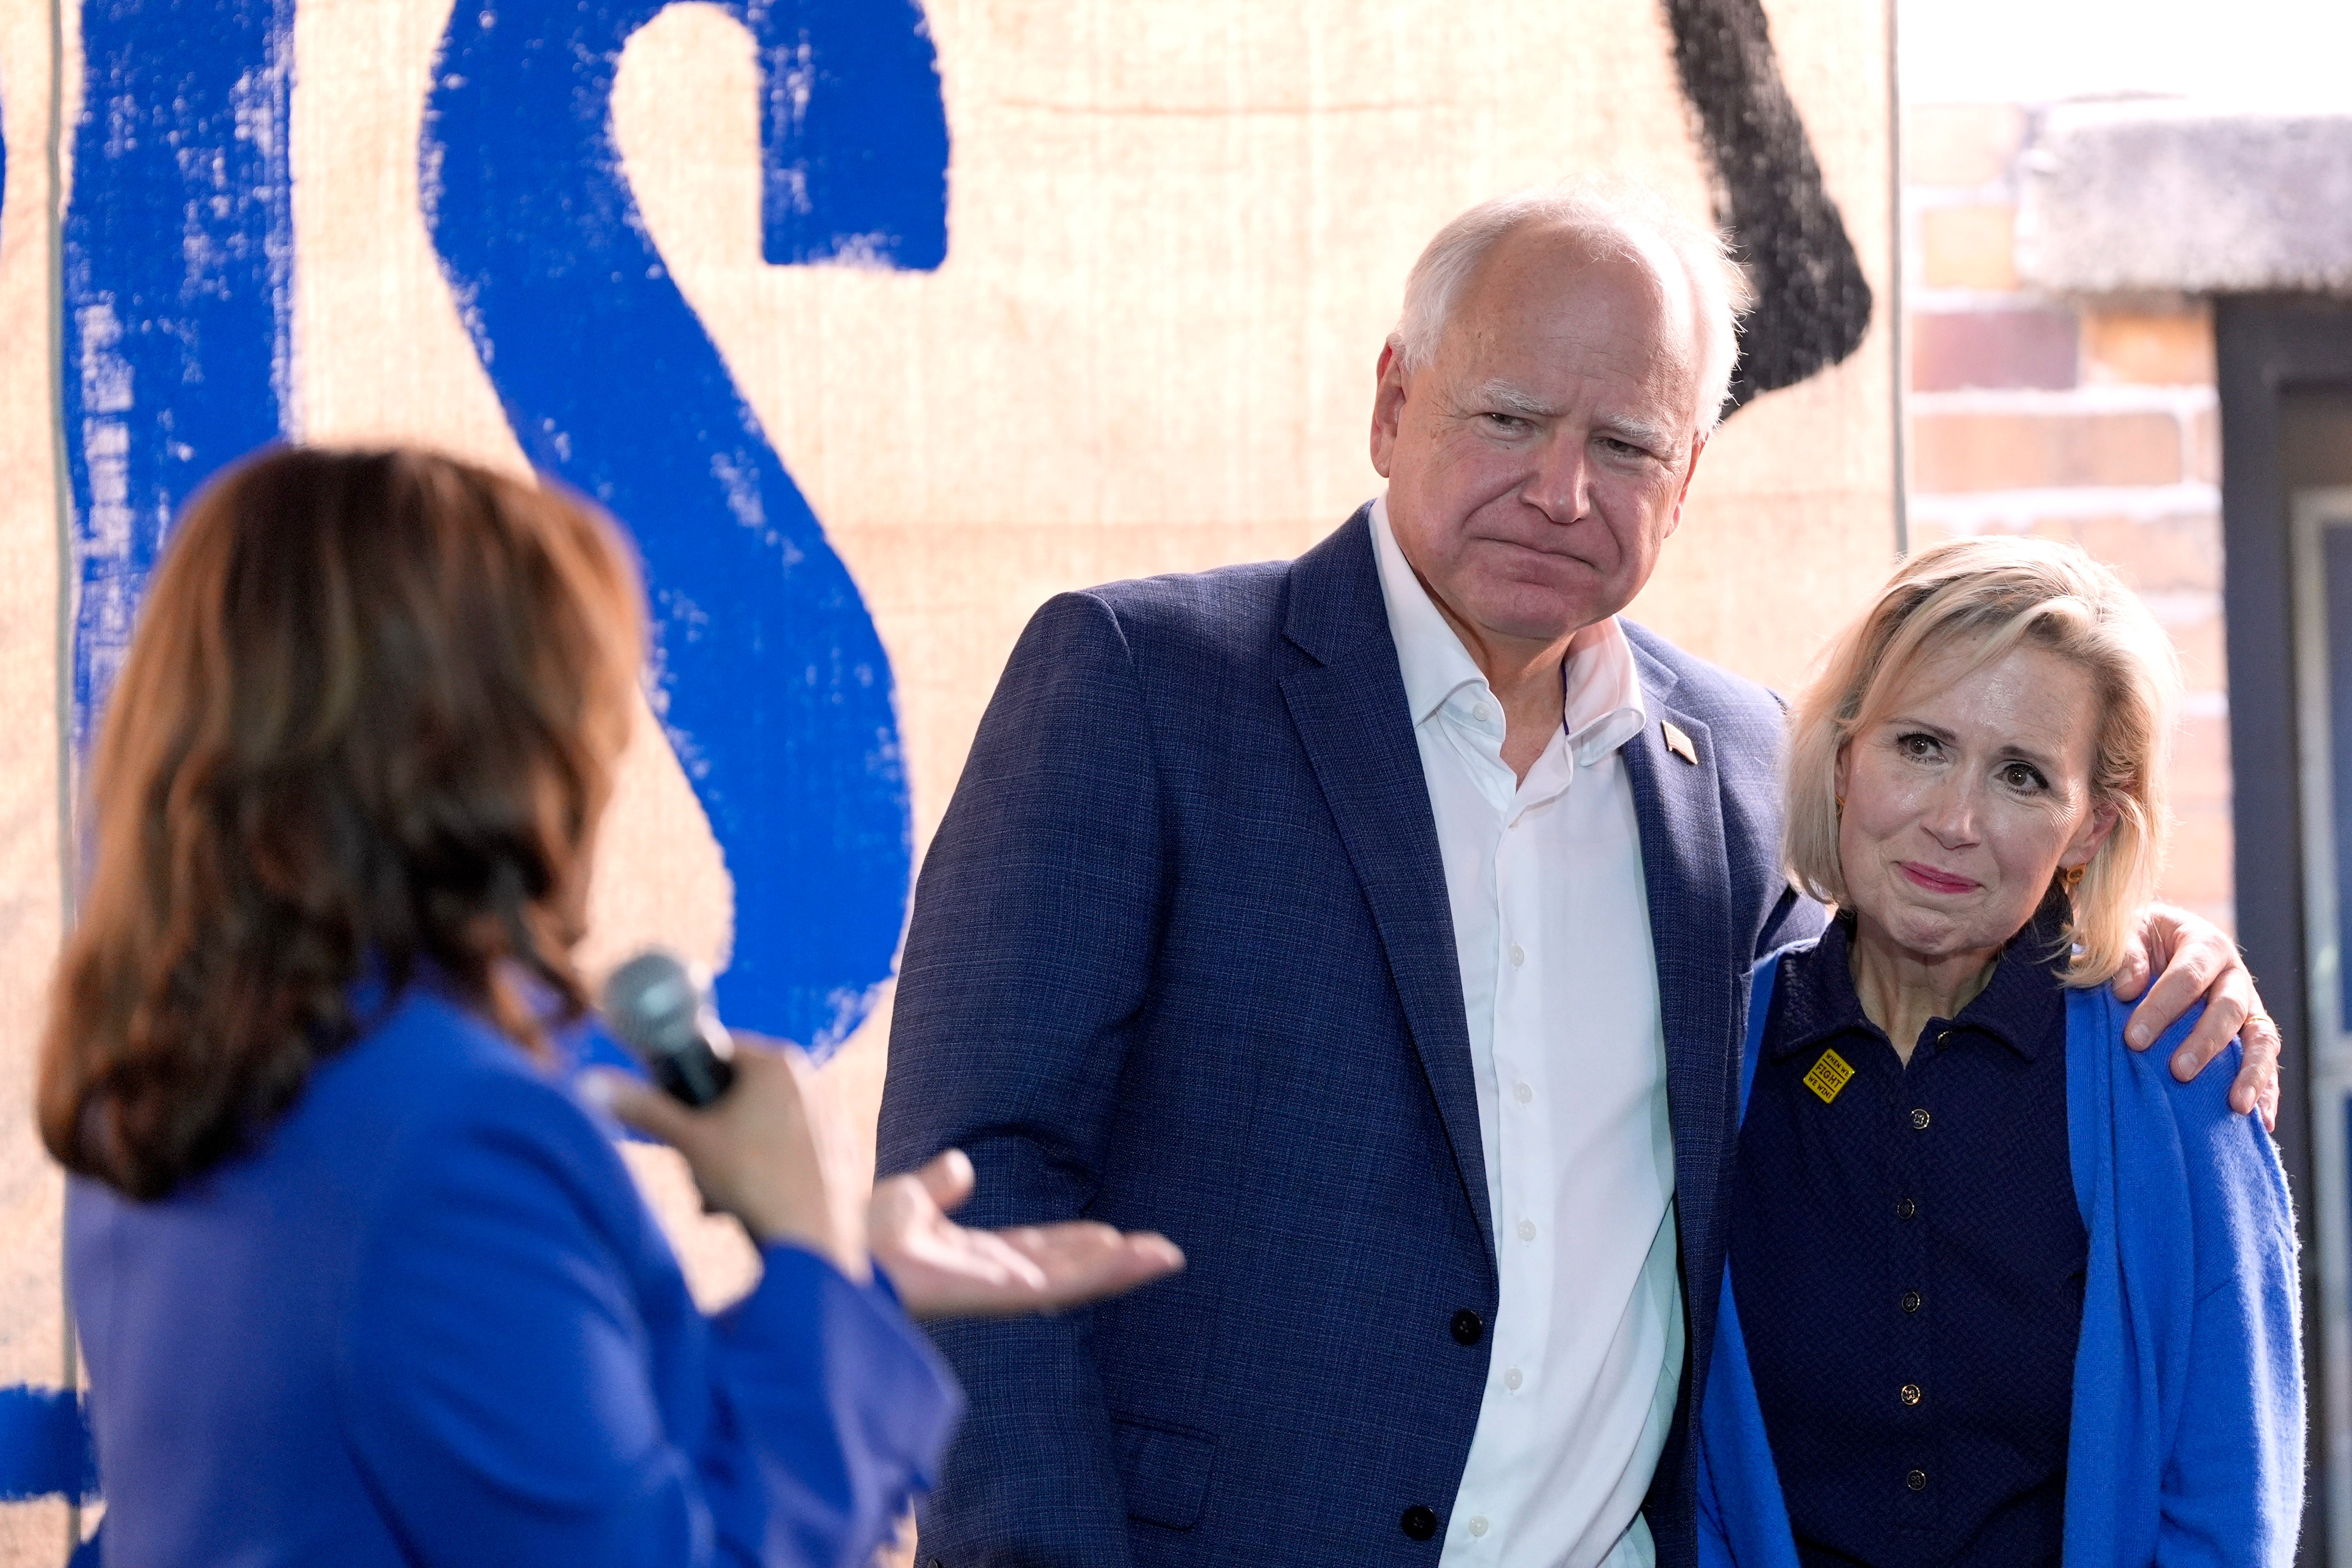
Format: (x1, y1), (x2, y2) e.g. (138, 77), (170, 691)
(68, 980), (961, 1567)
(1697, 952), (2302, 1567)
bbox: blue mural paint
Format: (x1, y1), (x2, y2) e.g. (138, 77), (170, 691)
(62, 0), (297, 744)
(43, 0), (297, 1504)
(424, 0), (949, 1053)
(0, 1386), (95, 1502)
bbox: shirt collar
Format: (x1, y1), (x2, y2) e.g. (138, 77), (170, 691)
(1368, 494), (1647, 764)
(1768, 908), (2072, 1064)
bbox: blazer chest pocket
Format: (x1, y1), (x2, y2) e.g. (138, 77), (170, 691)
(1113, 1413), (1217, 1530)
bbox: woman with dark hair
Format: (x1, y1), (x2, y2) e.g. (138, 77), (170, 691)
(42, 446), (1179, 1566)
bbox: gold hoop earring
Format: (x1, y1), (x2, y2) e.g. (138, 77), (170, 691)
(2062, 864), (2086, 893)
(1835, 794), (1846, 815)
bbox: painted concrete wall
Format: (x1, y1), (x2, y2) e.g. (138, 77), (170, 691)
(0, 0), (1894, 1557)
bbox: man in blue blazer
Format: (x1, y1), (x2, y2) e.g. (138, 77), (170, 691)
(877, 182), (2272, 1568)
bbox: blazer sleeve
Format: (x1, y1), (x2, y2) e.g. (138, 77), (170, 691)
(1755, 884), (1828, 959)
(2158, 1043), (2304, 1568)
(337, 1070), (960, 1568)
(876, 589), (1170, 1566)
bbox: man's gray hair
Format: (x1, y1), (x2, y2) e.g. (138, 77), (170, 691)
(1388, 180), (1755, 435)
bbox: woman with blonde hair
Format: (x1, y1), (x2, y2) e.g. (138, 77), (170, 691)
(43, 446), (1179, 1566)
(1696, 536), (2301, 1567)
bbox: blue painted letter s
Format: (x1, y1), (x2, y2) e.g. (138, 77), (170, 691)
(424, 0), (951, 1052)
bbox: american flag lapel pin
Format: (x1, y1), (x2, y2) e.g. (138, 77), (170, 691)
(1662, 721), (1697, 765)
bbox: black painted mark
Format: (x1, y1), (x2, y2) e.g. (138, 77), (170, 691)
(1663, 0), (1876, 413)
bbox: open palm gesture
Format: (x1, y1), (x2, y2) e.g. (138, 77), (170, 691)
(870, 1150), (1183, 1320)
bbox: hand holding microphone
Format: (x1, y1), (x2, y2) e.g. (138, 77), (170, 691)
(601, 950), (738, 1106)
(588, 951), (1183, 1318)
(591, 953), (869, 1281)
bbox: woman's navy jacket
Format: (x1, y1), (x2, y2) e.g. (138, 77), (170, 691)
(1698, 955), (2303, 1567)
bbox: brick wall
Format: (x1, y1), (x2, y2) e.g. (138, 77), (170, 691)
(1905, 103), (2234, 930)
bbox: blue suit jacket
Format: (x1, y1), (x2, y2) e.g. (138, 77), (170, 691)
(69, 979), (960, 1568)
(878, 509), (1822, 1567)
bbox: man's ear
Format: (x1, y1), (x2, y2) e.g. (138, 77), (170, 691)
(1663, 431), (1708, 542)
(1370, 341), (1409, 479)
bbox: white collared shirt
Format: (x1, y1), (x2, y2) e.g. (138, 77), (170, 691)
(1370, 498), (1682, 1568)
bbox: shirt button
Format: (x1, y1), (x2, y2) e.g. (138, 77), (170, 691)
(1513, 1082), (1533, 1104)
(1504, 1367), (1524, 1391)
(1473, 703), (1491, 723)
(1517, 1219), (1537, 1242)
(1902, 1290), (1923, 1313)
(1909, 1108), (1931, 1130)
(1508, 944), (1526, 968)
(1469, 1516), (1491, 1538)
(1907, 1469), (1928, 1492)
(1896, 1197), (1918, 1221)
(1900, 1383), (1923, 1406)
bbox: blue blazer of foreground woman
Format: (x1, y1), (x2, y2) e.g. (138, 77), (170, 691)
(1697, 949), (2302, 1568)
(68, 978), (960, 1568)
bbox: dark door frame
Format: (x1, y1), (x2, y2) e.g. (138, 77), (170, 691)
(2217, 293), (2352, 1568)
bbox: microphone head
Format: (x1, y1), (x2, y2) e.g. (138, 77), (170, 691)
(600, 949), (736, 1105)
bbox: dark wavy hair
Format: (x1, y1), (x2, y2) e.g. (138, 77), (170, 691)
(39, 446), (644, 1199)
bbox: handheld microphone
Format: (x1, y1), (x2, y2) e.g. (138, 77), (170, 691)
(600, 949), (738, 1107)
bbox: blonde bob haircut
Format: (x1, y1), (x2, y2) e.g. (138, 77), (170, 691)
(1783, 535), (2180, 987)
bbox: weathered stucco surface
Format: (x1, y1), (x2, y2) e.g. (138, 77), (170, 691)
(1, 0), (1891, 1558)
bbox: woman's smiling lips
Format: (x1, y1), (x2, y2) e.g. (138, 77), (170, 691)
(1898, 861), (1981, 895)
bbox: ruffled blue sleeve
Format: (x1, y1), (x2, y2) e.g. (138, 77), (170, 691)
(335, 1069), (961, 1568)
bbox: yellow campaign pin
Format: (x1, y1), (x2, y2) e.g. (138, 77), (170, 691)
(1662, 721), (1698, 765)
(1803, 1048), (1856, 1104)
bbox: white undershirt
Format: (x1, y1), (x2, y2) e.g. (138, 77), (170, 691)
(1370, 499), (1683, 1568)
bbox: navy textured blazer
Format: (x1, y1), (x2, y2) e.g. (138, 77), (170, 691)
(878, 509), (1822, 1568)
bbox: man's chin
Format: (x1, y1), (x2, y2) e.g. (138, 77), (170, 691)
(1463, 585), (1630, 645)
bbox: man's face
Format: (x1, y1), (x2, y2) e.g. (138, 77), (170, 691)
(1372, 227), (1707, 651)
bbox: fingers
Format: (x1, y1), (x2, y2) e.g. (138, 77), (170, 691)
(2109, 938), (2152, 1003)
(588, 1044), (861, 1275)
(867, 1172), (944, 1265)
(2115, 926), (2282, 1130)
(873, 1208), (1049, 1319)
(2115, 903), (2188, 1004)
(2123, 924), (2228, 1049)
(580, 1068), (697, 1149)
(1055, 1232), (1183, 1309)
(2166, 969), (2250, 1081)
(1002, 1223), (1185, 1311)
(916, 1149), (977, 1214)
(2233, 1011), (2283, 1132)
(867, 1151), (1185, 1319)
(879, 1211), (1183, 1319)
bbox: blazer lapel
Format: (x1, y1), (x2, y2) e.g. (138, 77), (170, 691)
(1277, 512), (1495, 1265)
(1621, 649), (1742, 1288)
